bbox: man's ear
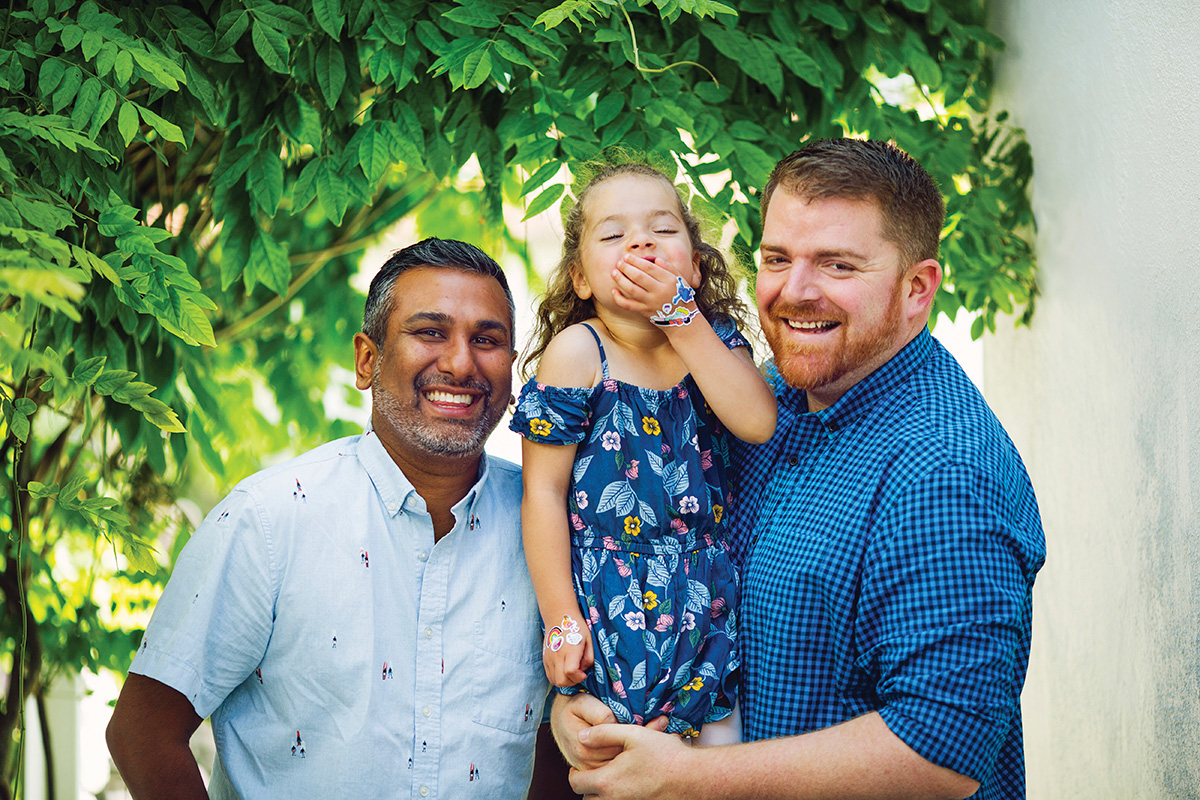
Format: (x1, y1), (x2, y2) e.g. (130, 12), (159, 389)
(570, 263), (593, 300)
(353, 332), (378, 390)
(904, 258), (943, 321)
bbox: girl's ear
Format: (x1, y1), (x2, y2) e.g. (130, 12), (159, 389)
(570, 263), (593, 300)
(688, 249), (702, 289)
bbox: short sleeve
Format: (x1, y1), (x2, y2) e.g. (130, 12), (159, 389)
(711, 314), (751, 355)
(508, 377), (595, 445)
(129, 488), (275, 718)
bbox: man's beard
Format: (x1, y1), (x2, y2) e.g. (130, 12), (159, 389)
(764, 290), (903, 394)
(371, 363), (503, 457)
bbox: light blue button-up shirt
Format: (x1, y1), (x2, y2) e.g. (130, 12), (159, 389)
(131, 430), (548, 799)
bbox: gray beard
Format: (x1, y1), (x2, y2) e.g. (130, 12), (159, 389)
(371, 363), (497, 457)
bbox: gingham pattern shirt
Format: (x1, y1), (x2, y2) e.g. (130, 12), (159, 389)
(727, 329), (1045, 800)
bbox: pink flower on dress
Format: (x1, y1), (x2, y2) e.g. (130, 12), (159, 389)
(661, 442), (671, 456)
(624, 460), (639, 480)
(602, 431), (621, 451)
(614, 557), (632, 577)
(701, 449), (713, 470)
(536, 382), (546, 391)
(654, 614), (675, 632)
(677, 386), (689, 400)
(633, 714), (643, 724)
(575, 490), (589, 510)
(681, 611), (696, 632)
(570, 513), (586, 531)
(671, 518), (689, 535)
(602, 536), (620, 551)
(613, 680), (627, 698)
(602, 379), (618, 392)
(710, 597), (726, 618)
(589, 606), (601, 625)
(660, 700), (675, 714)
(623, 611), (645, 631)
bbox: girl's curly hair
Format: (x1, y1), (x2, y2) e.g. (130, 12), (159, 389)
(521, 156), (751, 378)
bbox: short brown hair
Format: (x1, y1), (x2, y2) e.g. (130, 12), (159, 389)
(761, 138), (945, 266)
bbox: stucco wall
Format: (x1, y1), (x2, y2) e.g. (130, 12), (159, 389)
(988, 1), (1200, 795)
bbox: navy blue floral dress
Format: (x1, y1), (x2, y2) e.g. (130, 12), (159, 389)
(511, 320), (745, 735)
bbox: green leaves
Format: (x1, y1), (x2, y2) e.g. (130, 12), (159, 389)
(0, 4), (1035, 778)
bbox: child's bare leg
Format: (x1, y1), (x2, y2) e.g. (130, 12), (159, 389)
(696, 702), (742, 746)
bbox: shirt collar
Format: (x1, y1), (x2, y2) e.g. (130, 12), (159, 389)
(772, 328), (933, 434)
(356, 427), (487, 519)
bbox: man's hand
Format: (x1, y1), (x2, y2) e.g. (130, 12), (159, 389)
(550, 693), (619, 770)
(569, 722), (695, 800)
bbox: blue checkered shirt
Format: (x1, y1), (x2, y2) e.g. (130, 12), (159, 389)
(728, 329), (1045, 799)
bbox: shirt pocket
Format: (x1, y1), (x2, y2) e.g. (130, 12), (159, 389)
(471, 605), (546, 734)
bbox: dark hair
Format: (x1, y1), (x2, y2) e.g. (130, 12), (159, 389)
(521, 160), (750, 377)
(362, 237), (515, 344)
(762, 138), (945, 266)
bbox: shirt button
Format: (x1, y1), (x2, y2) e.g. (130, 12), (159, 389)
(424, 627), (433, 639)
(387, 501), (398, 513)
(417, 551), (428, 562)
(422, 706), (432, 717)
(419, 787), (430, 797)
(787, 455), (799, 467)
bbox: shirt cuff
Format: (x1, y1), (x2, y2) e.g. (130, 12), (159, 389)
(878, 696), (1013, 783)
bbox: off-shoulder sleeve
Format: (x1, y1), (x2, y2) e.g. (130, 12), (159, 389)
(508, 376), (595, 445)
(711, 314), (751, 354)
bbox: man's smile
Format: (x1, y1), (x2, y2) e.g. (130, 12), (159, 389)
(785, 319), (840, 333)
(423, 389), (476, 408)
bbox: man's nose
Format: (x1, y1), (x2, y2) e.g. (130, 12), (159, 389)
(437, 335), (475, 376)
(780, 262), (821, 304)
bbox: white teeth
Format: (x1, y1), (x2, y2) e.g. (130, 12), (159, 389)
(786, 320), (836, 331)
(425, 390), (472, 405)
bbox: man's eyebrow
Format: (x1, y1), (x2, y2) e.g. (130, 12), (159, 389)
(758, 243), (870, 261)
(403, 311), (452, 326)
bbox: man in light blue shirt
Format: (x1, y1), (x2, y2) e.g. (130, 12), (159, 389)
(107, 239), (554, 799)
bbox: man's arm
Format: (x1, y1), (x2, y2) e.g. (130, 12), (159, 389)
(107, 673), (207, 800)
(567, 711), (979, 800)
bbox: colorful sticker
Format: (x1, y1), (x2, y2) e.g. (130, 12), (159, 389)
(650, 276), (699, 327)
(545, 626), (565, 652)
(560, 615), (583, 646)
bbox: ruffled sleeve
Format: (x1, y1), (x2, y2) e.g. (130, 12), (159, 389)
(509, 377), (595, 445)
(711, 314), (751, 355)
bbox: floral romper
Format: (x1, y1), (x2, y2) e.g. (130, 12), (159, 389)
(511, 320), (744, 735)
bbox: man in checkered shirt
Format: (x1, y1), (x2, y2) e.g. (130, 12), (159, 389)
(557, 139), (1046, 800)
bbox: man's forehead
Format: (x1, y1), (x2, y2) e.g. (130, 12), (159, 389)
(388, 267), (511, 331)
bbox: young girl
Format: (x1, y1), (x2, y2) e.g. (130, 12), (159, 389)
(511, 161), (777, 742)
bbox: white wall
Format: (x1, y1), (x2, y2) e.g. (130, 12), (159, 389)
(988, 1), (1200, 795)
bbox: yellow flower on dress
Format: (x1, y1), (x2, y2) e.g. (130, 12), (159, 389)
(529, 418), (552, 436)
(641, 416), (661, 436)
(712, 503), (724, 524)
(684, 677), (704, 692)
(624, 516), (642, 537)
(642, 590), (659, 611)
